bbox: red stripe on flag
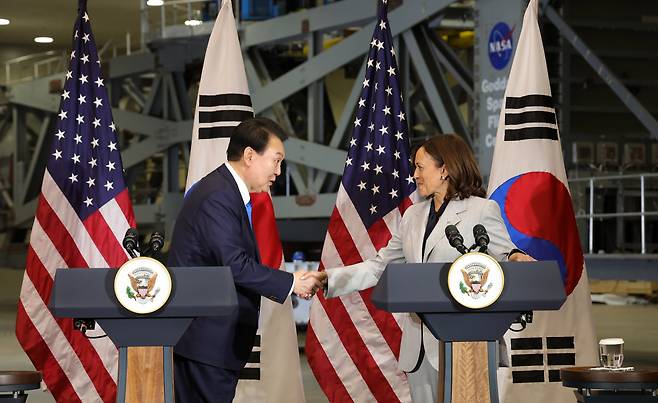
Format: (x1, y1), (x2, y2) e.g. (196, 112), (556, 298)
(83, 209), (126, 268)
(325, 213), (401, 402)
(115, 188), (137, 227)
(25, 246), (54, 304)
(366, 218), (392, 251)
(398, 197), (413, 216)
(24, 244), (117, 403)
(306, 321), (354, 403)
(35, 196), (87, 268)
(317, 291), (400, 402)
(362, 219), (402, 358)
(16, 302), (81, 403)
(326, 208), (361, 266)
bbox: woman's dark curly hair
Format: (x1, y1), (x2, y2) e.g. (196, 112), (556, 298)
(418, 134), (486, 200)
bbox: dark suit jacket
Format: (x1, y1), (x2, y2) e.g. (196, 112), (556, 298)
(168, 164), (293, 370)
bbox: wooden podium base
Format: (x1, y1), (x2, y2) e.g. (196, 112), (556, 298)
(118, 346), (174, 403)
(440, 341), (499, 403)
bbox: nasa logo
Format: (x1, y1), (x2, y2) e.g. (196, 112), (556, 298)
(488, 22), (514, 70)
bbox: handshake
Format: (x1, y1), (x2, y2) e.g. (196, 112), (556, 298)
(292, 271), (328, 300)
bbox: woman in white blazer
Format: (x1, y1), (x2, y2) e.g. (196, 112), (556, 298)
(309, 134), (533, 402)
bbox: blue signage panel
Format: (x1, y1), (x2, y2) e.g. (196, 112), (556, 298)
(488, 22), (514, 70)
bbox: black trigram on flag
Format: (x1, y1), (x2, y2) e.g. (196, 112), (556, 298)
(238, 335), (261, 380)
(510, 336), (576, 383)
(504, 94), (558, 142)
(197, 93), (254, 139)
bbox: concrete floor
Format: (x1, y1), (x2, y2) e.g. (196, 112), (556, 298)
(1, 267), (656, 402)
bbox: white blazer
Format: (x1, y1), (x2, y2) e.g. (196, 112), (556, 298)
(325, 196), (517, 372)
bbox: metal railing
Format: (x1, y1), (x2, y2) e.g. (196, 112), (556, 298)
(140, 0), (217, 44)
(569, 172), (658, 255)
(3, 39), (137, 85)
(4, 50), (68, 85)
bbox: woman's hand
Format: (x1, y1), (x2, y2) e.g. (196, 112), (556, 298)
(509, 252), (535, 262)
(302, 271), (328, 286)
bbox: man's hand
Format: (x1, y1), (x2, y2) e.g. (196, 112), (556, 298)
(293, 271), (324, 299)
(302, 271), (327, 287)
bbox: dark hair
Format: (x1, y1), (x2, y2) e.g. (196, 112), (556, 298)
(226, 117), (288, 161)
(418, 134), (486, 199)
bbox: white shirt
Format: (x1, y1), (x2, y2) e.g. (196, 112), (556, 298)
(225, 161), (250, 206)
(224, 162), (295, 296)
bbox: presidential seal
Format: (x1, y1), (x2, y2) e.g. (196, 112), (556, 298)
(447, 252), (504, 309)
(114, 256), (173, 314)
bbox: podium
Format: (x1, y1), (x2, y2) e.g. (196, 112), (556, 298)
(371, 261), (566, 403)
(49, 266), (237, 403)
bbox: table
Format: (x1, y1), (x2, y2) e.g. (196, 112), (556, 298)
(561, 366), (658, 402)
(0, 371), (42, 403)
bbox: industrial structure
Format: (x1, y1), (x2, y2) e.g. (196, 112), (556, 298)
(2, 0), (658, 281)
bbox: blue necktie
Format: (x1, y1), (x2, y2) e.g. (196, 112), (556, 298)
(245, 200), (253, 228)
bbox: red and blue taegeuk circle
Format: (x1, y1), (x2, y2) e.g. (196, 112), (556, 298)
(490, 172), (583, 295)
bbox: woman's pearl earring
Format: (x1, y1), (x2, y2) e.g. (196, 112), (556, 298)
(440, 175), (447, 180)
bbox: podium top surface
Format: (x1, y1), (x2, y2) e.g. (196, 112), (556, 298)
(371, 261), (566, 313)
(50, 267), (237, 319)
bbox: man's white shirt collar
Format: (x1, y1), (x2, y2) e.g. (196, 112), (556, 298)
(225, 162), (250, 206)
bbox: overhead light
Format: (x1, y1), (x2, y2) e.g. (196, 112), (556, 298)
(0, 18), (10, 25)
(147, 0), (164, 6)
(34, 36), (54, 43)
(184, 19), (202, 26)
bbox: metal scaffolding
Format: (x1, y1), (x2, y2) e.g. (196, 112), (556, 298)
(2, 0), (658, 263)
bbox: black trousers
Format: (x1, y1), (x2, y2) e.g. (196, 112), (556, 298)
(174, 353), (240, 403)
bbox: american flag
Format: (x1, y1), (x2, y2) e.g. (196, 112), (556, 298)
(15, 2), (135, 402)
(306, 1), (416, 401)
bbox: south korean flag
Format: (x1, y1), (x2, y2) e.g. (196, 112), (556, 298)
(488, 1), (598, 402)
(185, 0), (253, 192)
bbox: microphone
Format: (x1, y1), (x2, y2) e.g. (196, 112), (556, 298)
(445, 225), (467, 255)
(122, 228), (140, 259)
(473, 224), (490, 253)
(146, 232), (164, 256)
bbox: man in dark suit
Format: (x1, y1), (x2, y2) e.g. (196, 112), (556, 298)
(169, 117), (321, 402)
